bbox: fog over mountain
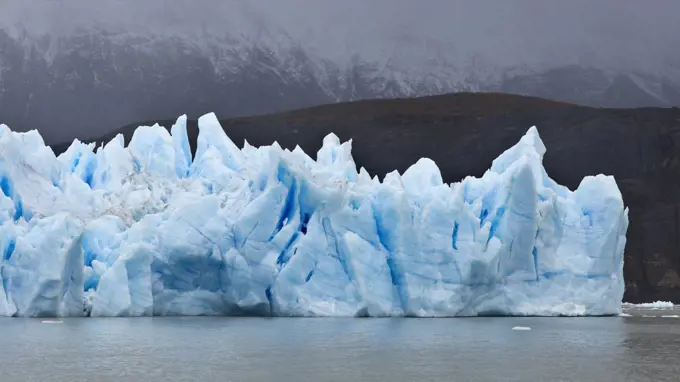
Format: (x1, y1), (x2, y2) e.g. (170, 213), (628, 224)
(1, 0), (680, 143)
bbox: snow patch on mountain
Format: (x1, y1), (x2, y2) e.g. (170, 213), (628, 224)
(1, 0), (680, 142)
(3, 0), (679, 94)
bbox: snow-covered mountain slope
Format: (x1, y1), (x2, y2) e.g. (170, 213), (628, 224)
(1, 0), (680, 142)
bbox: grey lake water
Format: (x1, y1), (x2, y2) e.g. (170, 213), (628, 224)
(1, 307), (679, 382)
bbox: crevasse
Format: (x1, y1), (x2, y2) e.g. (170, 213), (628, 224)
(0, 113), (628, 317)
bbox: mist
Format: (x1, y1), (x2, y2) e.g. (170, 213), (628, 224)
(3, 0), (679, 72)
(1, 0), (680, 142)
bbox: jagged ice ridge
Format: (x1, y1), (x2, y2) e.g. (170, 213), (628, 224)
(0, 114), (628, 317)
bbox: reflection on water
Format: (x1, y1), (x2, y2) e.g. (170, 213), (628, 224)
(0, 312), (679, 382)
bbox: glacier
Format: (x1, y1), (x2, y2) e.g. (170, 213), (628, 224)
(0, 113), (628, 317)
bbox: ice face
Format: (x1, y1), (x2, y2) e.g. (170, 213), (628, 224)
(0, 114), (628, 317)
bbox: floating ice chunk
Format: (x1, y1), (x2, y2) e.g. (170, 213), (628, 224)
(0, 115), (629, 317)
(623, 301), (675, 309)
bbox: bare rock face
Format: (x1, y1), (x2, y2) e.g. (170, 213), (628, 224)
(53, 93), (680, 303)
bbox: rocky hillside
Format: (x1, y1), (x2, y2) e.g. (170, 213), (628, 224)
(54, 92), (680, 303)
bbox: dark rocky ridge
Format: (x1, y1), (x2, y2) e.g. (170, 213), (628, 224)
(51, 92), (680, 303)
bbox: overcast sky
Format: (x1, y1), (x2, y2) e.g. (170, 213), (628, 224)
(2, 0), (680, 76)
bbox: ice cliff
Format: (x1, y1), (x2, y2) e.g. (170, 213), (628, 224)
(0, 114), (628, 317)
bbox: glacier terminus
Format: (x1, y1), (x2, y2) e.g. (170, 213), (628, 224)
(0, 114), (628, 317)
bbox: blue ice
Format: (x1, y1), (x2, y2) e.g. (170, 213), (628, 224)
(0, 114), (628, 317)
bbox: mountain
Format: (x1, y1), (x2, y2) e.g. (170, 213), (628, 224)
(53, 93), (680, 304)
(2, 0), (680, 143)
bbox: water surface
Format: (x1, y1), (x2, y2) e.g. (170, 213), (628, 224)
(1, 308), (679, 381)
